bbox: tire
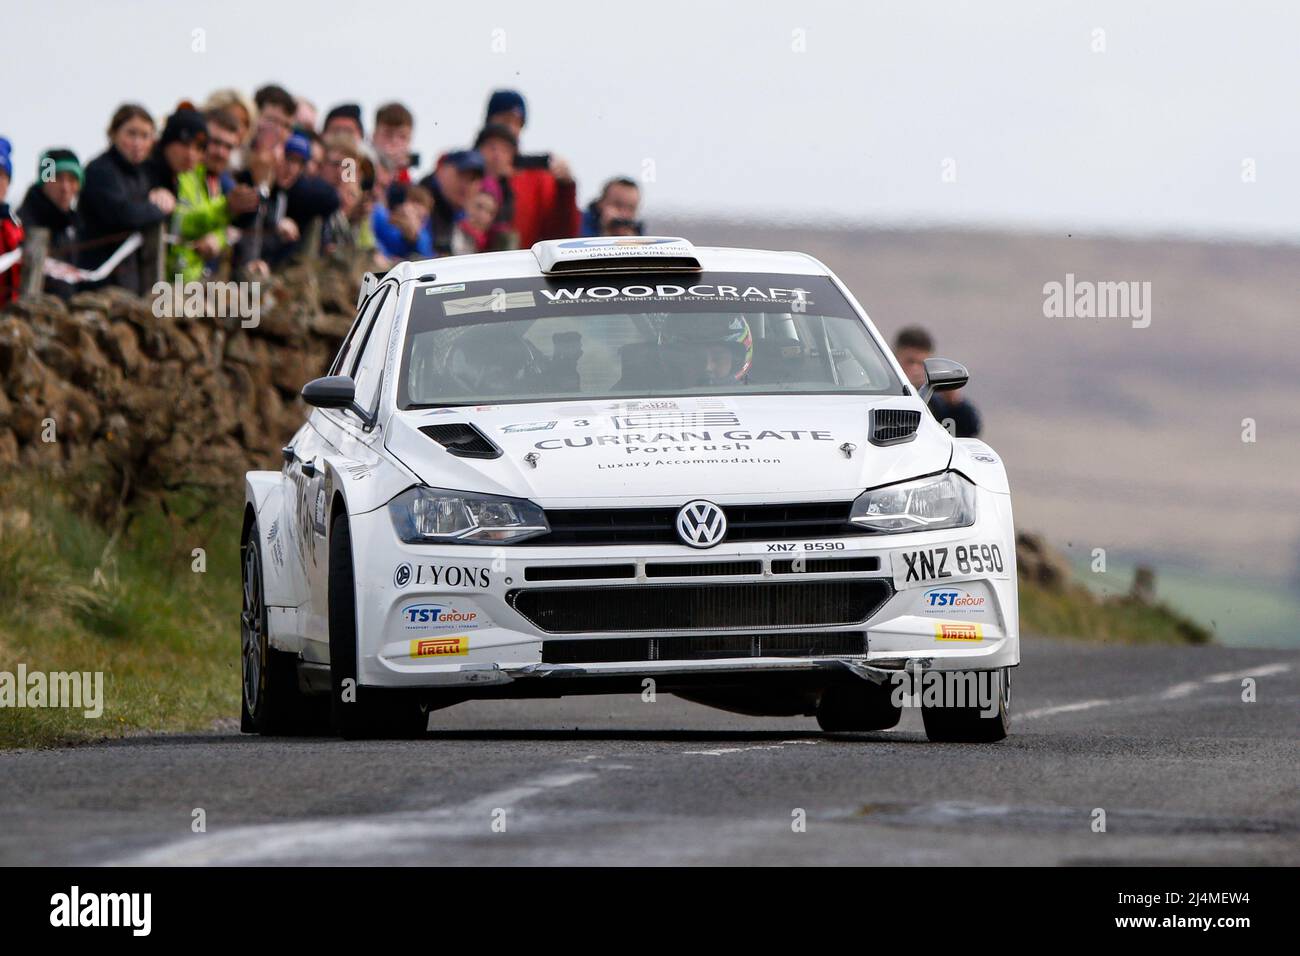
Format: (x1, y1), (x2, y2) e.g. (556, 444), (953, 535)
(921, 667), (1011, 743)
(328, 511), (429, 739)
(816, 679), (902, 732)
(240, 518), (325, 735)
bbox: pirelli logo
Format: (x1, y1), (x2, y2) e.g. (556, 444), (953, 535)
(934, 623), (983, 642)
(410, 636), (469, 658)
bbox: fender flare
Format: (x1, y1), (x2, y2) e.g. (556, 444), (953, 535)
(244, 471), (300, 609)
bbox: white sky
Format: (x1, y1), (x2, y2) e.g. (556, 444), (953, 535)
(3, 0), (1298, 240)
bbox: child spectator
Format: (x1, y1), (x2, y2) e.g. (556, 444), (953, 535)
(79, 104), (174, 293)
(0, 137), (24, 303)
(474, 123), (520, 250)
(452, 191), (498, 255)
(16, 147), (84, 299)
(372, 183), (433, 261)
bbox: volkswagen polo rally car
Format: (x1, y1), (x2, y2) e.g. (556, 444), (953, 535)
(241, 237), (1017, 741)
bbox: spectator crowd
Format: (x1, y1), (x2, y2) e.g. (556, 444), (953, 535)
(0, 86), (982, 436)
(0, 86), (647, 302)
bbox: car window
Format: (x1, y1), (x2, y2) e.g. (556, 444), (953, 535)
(330, 286), (387, 378)
(352, 287), (398, 413)
(397, 273), (902, 407)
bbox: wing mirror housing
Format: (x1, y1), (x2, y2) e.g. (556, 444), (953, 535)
(919, 357), (969, 402)
(302, 375), (374, 426)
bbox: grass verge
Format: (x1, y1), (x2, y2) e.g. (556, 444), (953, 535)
(0, 474), (241, 749)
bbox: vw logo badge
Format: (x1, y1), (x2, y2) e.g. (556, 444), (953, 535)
(394, 563), (412, 588)
(676, 500), (727, 548)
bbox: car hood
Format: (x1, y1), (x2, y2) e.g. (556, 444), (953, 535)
(383, 394), (952, 507)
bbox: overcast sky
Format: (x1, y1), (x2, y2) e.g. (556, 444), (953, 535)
(4, 0), (1297, 240)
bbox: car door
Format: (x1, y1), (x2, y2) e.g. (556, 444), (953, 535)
(302, 282), (400, 653)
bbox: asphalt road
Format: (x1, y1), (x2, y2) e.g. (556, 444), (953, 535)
(1, 637), (1297, 865)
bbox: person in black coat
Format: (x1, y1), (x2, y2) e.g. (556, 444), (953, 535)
(78, 104), (176, 294)
(16, 148), (84, 299)
(232, 132), (338, 271)
(893, 326), (983, 438)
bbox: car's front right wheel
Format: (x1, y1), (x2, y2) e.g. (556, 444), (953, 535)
(328, 510), (430, 739)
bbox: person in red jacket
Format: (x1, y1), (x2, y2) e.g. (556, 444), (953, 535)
(483, 90), (580, 246)
(0, 137), (25, 303)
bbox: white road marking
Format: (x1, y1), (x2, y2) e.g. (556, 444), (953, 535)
(113, 769), (600, 866)
(682, 740), (820, 756)
(1019, 698), (1115, 720)
(1020, 662), (1291, 721)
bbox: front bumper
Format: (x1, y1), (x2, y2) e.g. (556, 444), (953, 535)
(347, 486), (1019, 689)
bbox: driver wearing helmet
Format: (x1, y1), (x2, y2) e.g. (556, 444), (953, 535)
(446, 325), (545, 395)
(659, 314), (754, 387)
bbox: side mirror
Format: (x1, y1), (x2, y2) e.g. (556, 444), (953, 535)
(301, 375), (357, 409)
(302, 375), (378, 429)
(920, 357), (969, 402)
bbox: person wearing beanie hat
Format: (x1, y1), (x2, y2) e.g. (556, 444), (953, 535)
(485, 90), (527, 135)
(323, 103), (364, 142)
(0, 136), (25, 303)
(17, 148), (85, 299)
(144, 105), (207, 205)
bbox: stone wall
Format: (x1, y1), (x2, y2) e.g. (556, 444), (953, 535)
(0, 258), (364, 507)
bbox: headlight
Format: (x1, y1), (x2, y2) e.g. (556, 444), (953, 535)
(388, 487), (549, 544)
(849, 472), (976, 533)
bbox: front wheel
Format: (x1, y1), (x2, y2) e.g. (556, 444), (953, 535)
(328, 511), (429, 739)
(921, 667), (1011, 743)
(240, 518), (325, 734)
(816, 679), (902, 732)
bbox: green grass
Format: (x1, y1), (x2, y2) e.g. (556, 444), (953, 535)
(1071, 558), (1300, 648)
(1020, 578), (1212, 645)
(0, 476), (242, 749)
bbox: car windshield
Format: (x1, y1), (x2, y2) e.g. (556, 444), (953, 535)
(396, 272), (901, 408)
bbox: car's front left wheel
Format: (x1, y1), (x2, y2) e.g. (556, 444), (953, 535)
(241, 518), (325, 735)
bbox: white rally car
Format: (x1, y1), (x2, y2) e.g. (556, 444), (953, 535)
(241, 237), (1017, 741)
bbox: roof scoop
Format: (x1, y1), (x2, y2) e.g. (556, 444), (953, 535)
(532, 237), (702, 274)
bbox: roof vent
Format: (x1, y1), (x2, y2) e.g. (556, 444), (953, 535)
(869, 408), (922, 446)
(532, 237), (702, 275)
(419, 423), (502, 459)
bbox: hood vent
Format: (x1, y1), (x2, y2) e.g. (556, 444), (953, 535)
(870, 408), (922, 446)
(419, 423), (502, 459)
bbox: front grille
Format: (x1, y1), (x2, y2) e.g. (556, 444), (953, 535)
(536, 501), (871, 546)
(507, 579), (891, 634)
(771, 556), (881, 574)
(524, 564), (636, 582)
(543, 631), (867, 663)
(644, 560), (761, 577)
